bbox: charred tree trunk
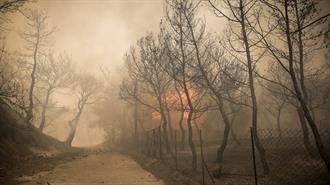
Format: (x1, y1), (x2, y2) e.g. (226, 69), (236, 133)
(174, 80), (185, 149)
(26, 30), (40, 127)
(158, 96), (171, 154)
(239, 0), (269, 174)
(65, 101), (84, 147)
(216, 99), (231, 163)
(177, 0), (196, 170)
(164, 94), (174, 147)
(181, 63), (197, 169)
(297, 107), (316, 158)
(284, 0), (330, 172)
(184, 3), (232, 165)
(193, 113), (199, 136)
(39, 88), (51, 131)
(228, 102), (241, 146)
(187, 112), (197, 170)
(230, 119), (240, 146)
(179, 112), (185, 149)
(66, 121), (77, 147)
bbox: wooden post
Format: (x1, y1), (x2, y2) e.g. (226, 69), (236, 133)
(199, 129), (205, 185)
(250, 127), (258, 185)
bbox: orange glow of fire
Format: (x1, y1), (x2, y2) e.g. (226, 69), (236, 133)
(151, 85), (197, 121)
(183, 111), (189, 119)
(152, 112), (161, 120)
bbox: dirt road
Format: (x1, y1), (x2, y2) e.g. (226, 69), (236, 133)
(18, 151), (165, 185)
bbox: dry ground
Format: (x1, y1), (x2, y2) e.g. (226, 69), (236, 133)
(16, 150), (165, 185)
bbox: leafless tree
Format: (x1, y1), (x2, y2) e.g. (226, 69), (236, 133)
(162, 0), (203, 170)
(0, 0), (28, 31)
(173, 79), (186, 148)
(0, 0), (28, 111)
(259, 68), (288, 138)
(94, 67), (124, 145)
(66, 73), (102, 147)
(36, 52), (74, 131)
(193, 40), (247, 165)
(0, 42), (20, 107)
(120, 79), (141, 147)
(0, 42), (30, 121)
(120, 34), (172, 153)
(20, 9), (55, 127)
(252, 0), (330, 171)
(259, 61), (317, 157)
(0, 0), (27, 13)
(206, 0), (270, 174)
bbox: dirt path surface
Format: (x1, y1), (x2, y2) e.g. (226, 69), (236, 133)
(18, 152), (166, 185)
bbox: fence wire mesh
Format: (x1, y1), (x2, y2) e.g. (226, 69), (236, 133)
(258, 129), (330, 185)
(133, 128), (330, 185)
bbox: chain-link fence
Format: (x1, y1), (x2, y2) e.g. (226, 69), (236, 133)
(129, 127), (330, 185)
(258, 129), (330, 185)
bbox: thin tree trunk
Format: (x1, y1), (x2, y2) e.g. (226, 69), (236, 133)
(228, 104), (240, 146)
(185, 98), (197, 170)
(284, 0), (330, 171)
(216, 99), (231, 163)
(181, 74), (197, 170)
(178, 0), (197, 170)
(39, 88), (51, 131)
(26, 29), (40, 127)
(158, 97), (171, 154)
(193, 113), (199, 136)
(297, 107), (316, 158)
(39, 105), (47, 131)
(230, 120), (240, 146)
(293, 0), (307, 104)
(184, 3), (232, 164)
(66, 121), (77, 147)
(174, 80), (185, 149)
(239, 0), (269, 174)
(66, 102), (84, 147)
(164, 94), (174, 147)
(225, 91), (241, 146)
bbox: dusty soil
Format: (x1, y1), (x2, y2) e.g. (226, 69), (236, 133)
(0, 148), (84, 185)
(115, 146), (202, 185)
(129, 154), (201, 185)
(119, 139), (330, 185)
(13, 148), (165, 185)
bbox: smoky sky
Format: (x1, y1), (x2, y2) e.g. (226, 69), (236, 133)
(4, 0), (330, 73)
(3, 0), (330, 147)
(6, 0), (165, 73)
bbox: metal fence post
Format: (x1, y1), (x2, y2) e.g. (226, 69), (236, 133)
(250, 127), (258, 185)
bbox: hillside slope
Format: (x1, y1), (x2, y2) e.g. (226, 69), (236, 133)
(0, 101), (73, 183)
